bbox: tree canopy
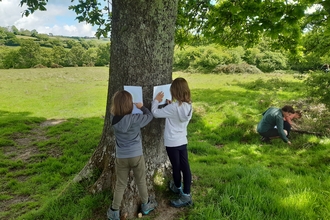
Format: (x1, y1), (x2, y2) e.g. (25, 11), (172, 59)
(2, 0), (327, 51)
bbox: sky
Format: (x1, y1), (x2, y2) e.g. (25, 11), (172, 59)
(0, 0), (100, 37)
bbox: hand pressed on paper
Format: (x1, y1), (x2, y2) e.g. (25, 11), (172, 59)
(155, 91), (164, 102)
(135, 102), (143, 109)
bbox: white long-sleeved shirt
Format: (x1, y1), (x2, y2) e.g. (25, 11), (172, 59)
(151, 100), (192, 147)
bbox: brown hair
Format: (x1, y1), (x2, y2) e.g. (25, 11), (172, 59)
(170, 77), (191, 105)
(110, 90), (133, 116)
(281, 105), (295, 114)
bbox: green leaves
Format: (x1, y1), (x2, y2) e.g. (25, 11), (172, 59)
(19, 0), (48, 16)
(68, 0), (110, 38)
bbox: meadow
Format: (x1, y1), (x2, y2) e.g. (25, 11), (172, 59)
(0, 67), (329, 220)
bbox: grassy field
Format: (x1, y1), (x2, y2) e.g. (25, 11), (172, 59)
(0, 67), (329, 220)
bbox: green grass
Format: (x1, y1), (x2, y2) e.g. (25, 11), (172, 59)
(0, 67), (108, 119)
(0, 68), (329, 220)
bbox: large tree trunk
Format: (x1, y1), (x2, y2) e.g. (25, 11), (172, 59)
(73, 0), (178, 218)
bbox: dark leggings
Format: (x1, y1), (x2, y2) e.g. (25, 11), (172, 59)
(166, 144), (191, 194)
(284, 121), (291, 136)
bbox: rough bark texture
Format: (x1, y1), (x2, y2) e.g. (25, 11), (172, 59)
(74, 0), (178, 218)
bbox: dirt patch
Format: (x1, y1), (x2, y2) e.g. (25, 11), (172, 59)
(153, 198), (184, 220)
(3, 119), (65, 162)
(0, 119), (65, 218)
(40, 119), (66, 127)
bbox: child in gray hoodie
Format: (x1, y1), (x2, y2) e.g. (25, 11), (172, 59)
(107, 90), (156, 220)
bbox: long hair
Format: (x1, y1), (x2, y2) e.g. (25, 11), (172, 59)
(111, 90), (133, 116)
(170, 77), (191, 105)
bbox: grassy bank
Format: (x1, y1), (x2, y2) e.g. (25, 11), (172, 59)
(0, 67), (329, 219)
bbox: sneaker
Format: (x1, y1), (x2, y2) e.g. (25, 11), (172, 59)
(107, 208), (119, 220)
(141, 198), (157, 215)
(169, 180), (182, 194)
(261, 136), (271, 143)
(170, 193), (193, 208)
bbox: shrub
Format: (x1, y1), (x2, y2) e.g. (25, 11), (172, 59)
(173, 46), (202, 70)
(257, 51), (288, 72)
(33, 64), (47, 68)
(51, 63), (63, 68)
(212, 63), (262, 74)
(173, 45), (244, 72)
(304, 72), (330, 109)
(243, 48), (260, 65)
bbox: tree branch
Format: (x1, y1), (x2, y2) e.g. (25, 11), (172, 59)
(291, 129), (323, 136)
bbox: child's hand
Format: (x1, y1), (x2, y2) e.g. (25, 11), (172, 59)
(155, 91), (164, 102)
(166, 99), (172, 104)
(135, 102), (143, 109)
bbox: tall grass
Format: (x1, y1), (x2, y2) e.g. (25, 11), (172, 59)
(0, 68), (329, 220)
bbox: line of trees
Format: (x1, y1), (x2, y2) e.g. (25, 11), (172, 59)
(0, 26), (110, 68)
(0, 40), (110, 68)
(1, 24), (330, 73)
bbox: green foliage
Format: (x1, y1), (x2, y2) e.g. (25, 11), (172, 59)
(190, 46), (227, 70)
(0, 32), (111, 68)
(257, 51), (288, 72)
(173, 46), (202, 70)
(18, 40), (41, 68)
(174, 44), (289, 73)
(304, 72), (330, 108)
(95, 43), (110, 66)
(2, 49), (19, 69)
(174, 45), (243, 72)
(299, 27), (330, 72)
(244, 48), (261, 65)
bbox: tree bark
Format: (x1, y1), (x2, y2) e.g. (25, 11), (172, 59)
(74, 0), (178, 218)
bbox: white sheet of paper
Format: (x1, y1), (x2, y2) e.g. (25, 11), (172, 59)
(153, 84), (171, 104)
(124, 86), (143, 103)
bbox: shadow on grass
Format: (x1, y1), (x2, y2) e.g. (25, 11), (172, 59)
(0, 110), (108, 220)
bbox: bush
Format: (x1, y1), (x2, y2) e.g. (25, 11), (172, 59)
(257, 51), (288, 72)
(34, 64), (47, 68)
(304, 72), (330, 109)
(190, 47), (227, 70)
(173, 46), (202, 70)
(51, 63), (63, 68)
(174, 45), (244, 72)
(212, 63), (262, 74)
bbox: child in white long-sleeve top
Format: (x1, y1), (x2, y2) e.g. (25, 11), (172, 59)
(151, 77), (193, 208)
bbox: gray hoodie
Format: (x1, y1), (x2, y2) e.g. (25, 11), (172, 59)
(111, 106), (153, 158)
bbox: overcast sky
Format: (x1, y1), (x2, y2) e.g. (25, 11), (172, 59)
(0, 0), (99, 37)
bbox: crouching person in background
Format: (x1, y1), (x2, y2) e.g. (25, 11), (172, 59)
(257, 105), (295, 145)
